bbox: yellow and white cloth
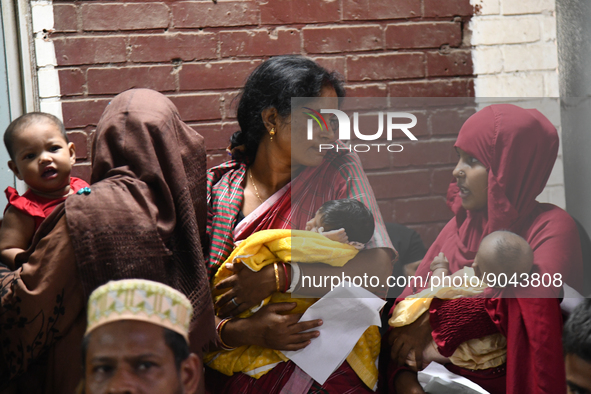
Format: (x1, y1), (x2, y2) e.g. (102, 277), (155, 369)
(86, 279), (193, 341)
(389, 267), (507, 370)
(206, 229), (381, 390)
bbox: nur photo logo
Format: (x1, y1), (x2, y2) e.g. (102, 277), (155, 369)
(303, 109), (418, 153)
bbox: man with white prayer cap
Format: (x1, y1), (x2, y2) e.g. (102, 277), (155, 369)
(81, 279), (202, 394)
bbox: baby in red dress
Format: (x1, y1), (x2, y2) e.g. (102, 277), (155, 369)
(0, 112), (89, 269)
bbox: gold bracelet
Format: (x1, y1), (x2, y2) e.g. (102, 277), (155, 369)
(216, 317), (236, 350)
(273, 261), (281, 292)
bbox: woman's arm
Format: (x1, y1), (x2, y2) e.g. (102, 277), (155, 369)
(0, 206), (36, 269)
(388, 308), (434, 370)
(215, 247), (392, 317)
(387, 298), (499, 391)
(0, 216), (86, 381)
(294, 247), (393, 297)
(220, 302), (323, 351)
(392, 371), (427, 394)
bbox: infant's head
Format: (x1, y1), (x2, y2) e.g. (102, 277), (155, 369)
(305, 198), (375, 244)
(4, 112), (75, 196)
(472, 230), (533, 285)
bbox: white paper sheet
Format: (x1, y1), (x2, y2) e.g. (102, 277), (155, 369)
(282, 282), (386, 385)
(417, 362), (490, 394)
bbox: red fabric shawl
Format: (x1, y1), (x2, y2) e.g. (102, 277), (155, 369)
(395, 104), (583, 394)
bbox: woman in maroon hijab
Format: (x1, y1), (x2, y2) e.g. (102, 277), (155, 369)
(388, 104), (583, 393)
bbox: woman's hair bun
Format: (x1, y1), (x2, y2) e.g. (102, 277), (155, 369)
(228, 130), (249, 162)
(230, 129), (246, 148)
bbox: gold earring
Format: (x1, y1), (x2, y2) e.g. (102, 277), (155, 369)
(269, 128), (276, 141)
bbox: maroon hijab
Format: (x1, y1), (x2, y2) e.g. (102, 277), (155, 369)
(448, 104), (559, 254)
(66, 89), (215, 351)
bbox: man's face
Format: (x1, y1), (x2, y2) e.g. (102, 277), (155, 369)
(566, 354), (591, 394)
(85, 320), (190, 394)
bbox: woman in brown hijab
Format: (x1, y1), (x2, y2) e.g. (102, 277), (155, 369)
(0, 89), (215, 393)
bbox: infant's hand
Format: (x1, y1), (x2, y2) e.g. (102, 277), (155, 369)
(322, 228), (348, 244)
(430, 252), (449, 272)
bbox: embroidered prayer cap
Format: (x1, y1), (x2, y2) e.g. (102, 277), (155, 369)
(86, 279), (193, 342)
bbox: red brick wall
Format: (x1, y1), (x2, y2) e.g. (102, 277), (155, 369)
(52, 0), (474, 247)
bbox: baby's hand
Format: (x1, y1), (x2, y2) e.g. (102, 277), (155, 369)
(430, 252), (449, 272)
(322, 228), (349, 244)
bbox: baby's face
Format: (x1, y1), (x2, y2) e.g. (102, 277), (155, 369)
(305, 211), (324, 232)
(8, 121), (75, 197)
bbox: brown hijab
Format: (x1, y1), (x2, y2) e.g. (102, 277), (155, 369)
(65, 88), (215, 351)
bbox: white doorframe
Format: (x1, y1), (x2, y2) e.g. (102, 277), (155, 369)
(1, 0), (38, 214)
(2, 0), (37, 115)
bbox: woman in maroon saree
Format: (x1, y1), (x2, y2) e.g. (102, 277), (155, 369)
(388, 104), (583, 393)
(206, 56), (395, 393)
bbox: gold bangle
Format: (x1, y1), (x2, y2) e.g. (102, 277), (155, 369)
(273, 262), (281, 292)
(216, 317), (236, 350)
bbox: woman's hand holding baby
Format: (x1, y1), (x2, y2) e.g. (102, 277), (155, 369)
(215, 261), (285, 317)
(235, 302), (322, 351)
(388, 310), (433, 371)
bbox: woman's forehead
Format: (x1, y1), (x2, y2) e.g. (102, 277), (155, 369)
(297, 90), (339, 112)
